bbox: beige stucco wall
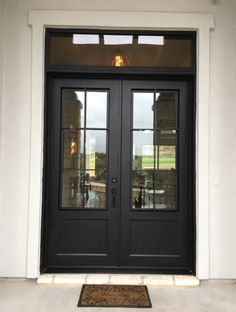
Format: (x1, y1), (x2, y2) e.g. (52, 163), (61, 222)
(0, 0), (236, 278)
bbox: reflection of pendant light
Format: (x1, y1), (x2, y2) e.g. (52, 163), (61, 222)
(111, 49), (129, 67)
(69, 124), (77, 156)
(112, 53), (124, 67)
(70, 139), (77, 156)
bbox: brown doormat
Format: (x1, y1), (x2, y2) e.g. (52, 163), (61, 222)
(78, 284), (152, 308)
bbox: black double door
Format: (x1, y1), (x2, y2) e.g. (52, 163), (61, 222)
(43, 78), (194, 273)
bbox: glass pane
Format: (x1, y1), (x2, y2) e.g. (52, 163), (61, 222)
(84, 171), (106, 209)
(61, 170), (84, 209)
(62, 90), (85, 128)
(86, 130), (107, 170)
(132, 171), (154, 209)
(133, 92), (154, 128)
(86, 91), (107, 128)
(155, 92), (177, 129)
(156, 146), (176, 170)
(62, 130), (84, 169)
(133, 131), (154, 170)
(155, 130), (176, 170)
(154, 171), (176, 209)
(48, 33), (193, 68)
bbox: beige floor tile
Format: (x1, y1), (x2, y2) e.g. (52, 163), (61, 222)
(110, 274), (142, 285)
(53, 274), (87, 285)
(143, 274), (174, 286)
(86, 274), (110, 284)
(174, 275), (200, 286)
(37, 274), (54, 284)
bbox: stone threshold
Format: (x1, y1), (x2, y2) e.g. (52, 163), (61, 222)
(37, 274), (200, 287)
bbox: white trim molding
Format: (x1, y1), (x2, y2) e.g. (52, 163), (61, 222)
(27, 10), (214, 279)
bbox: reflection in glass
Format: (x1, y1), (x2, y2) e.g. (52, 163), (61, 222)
(62, 130), (84, 169)
(86, 131), (107, 170)
(155, 92), (176, 129)
(131, 89), (177, 210)
(155, 130), (176, 170)
(86, 91), (107, 128)
(104, 35), (133, 45)
(138, 36), (164, 45)
(73, 34), (99, 44)
(84, 171), (106, 209)
(133, 92), (154, 128)
(63, 90), (85, 128)
(156, 146), (176, 170)
(154, 171), (176, 209)
(49, 33), (193, 68)
(61, 170), (84, 209)
(132, 171), (154, 209)
(133, 131), (154, 170)
(156, 130), (176, 145)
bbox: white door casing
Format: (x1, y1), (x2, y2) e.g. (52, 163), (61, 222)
(27, 10), (214, 279)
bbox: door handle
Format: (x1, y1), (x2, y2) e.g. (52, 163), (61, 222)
(111, 188), (117, 208)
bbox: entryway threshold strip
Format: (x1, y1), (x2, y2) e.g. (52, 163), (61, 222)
(37, 274), (200, 287)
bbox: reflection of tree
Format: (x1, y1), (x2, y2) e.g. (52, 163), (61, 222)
(95, 152), (106, 172)
(85, 166), (106, 183)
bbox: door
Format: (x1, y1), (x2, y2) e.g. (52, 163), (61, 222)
(43, 78), (194, 273)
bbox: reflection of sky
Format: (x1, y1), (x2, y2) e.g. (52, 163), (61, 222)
(87, 92), (107, 128)
(74, 91), (107, 128)
(86, 130), (106, 153)
(133, 92), (154, 128)
(133, 131), (153, 156)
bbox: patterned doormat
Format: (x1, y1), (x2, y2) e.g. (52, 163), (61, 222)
(78, 284), (152, 308)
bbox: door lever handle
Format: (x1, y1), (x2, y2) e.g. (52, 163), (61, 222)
(111, 188), (117, 208)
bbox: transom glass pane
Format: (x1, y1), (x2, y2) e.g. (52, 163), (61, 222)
(48, 32), (194, 68)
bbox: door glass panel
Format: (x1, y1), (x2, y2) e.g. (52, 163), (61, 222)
(62, 130), (84, 169)
(156, 145), (176, 170)
(86, 91), (107, 128)
(60, 89), (108, 210)
(155, 92), (177, 129)
(86, 130), (107, 170)
(84, 170), (107, 209)
(154, 171), (176, 209)
(61, 170), (84, 209)
(155, 130), (176, 170)
(133, 130), (154, 170)
(133, 92), (154, 128)
(62, 90), (85, 128)
(132, 89), (178, 210)
(132, 171), (154, 209)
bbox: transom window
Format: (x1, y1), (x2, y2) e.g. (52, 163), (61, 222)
(46, 30), (195, 69)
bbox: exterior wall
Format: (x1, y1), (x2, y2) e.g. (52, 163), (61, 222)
(0, 0), (3, 164)
(0, 0), (236, 278)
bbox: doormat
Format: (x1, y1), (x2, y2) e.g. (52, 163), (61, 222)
(78, 284), (152, 308)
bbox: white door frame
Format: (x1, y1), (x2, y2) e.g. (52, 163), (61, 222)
(27, 10), (214, 279)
